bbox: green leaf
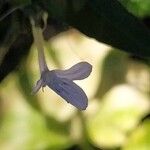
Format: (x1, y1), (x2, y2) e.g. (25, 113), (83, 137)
(0, 75), (72, 150)
(0, 15), (20, 64)
(87, 0), (150, 57)
(119, 0), (150, 18)
(49, 0), (150, 57)
(87, 84), (149, 148)
(95, 49), (128, 98)
(123, 120), (150, 150)
(0, 107), (72, 150)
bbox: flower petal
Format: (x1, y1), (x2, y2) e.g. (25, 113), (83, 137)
(54, 61), (92, 80)
(32, 79), (44, 94)
(43, 71), (88, 110)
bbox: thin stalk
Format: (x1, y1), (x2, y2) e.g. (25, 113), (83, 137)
(0, 6), (20, 21)
(30, 18), (48, 73)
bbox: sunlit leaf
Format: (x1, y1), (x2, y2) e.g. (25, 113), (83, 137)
(119, 0), (150, 17)
(95, 49), (128, 98)
(0, 74), (72, 150)
(87, 84), (150, 148)
(123, 120), (150, 150)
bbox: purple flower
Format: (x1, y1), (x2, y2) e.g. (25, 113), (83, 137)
(30, 18), (92, 110)
(33, 62), (92, 110)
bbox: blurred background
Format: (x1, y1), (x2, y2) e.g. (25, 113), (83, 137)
(0, 0), (150, 150)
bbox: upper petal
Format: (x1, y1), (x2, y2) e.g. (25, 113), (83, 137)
(54, 61), (92, 80)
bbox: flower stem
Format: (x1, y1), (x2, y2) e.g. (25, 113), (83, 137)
(30, 18), (48, 73)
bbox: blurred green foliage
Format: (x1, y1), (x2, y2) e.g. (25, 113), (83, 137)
(0, 31), (150, 149)
(119, 0), (150, 17)
(0, 0), (150, 150)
